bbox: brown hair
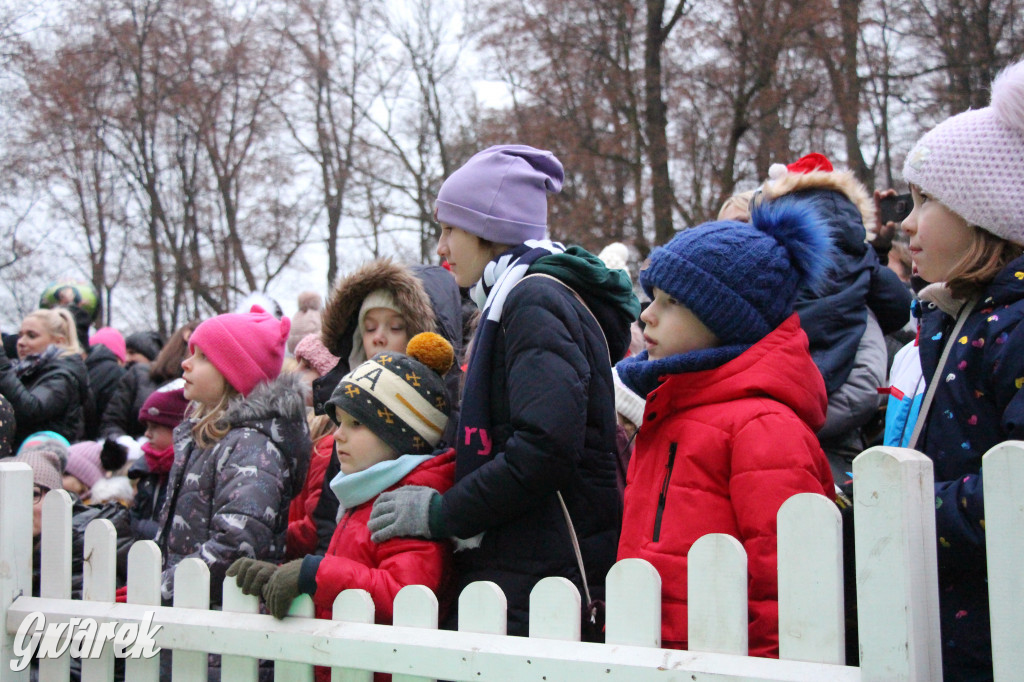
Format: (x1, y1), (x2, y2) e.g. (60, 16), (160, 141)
(149, 320), (201, 384)
(946, 226), (1024, 300)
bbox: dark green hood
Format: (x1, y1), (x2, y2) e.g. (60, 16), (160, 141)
(529, 246), (640, 361)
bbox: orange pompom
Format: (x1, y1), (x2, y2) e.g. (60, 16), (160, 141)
(406, 332), (454, 376)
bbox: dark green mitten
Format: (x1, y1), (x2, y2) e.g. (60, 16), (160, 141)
(264, 559), (304, 619)
(227, 558), (277, 597)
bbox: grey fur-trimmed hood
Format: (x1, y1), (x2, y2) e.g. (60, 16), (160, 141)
(224, 372), (308, 426)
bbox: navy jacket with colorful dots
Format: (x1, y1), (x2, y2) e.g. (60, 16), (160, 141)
(917, 253), (1024, 678)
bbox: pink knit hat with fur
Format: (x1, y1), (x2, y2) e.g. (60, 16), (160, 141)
(293, 333), (339, 377)
(188, 306), (290, 396)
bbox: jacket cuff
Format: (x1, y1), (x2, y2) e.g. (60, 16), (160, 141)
(427, 492), (448, 538)
(299, 555), (323, 596)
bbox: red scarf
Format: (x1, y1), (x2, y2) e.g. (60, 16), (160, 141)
(142, 442), (175, 476)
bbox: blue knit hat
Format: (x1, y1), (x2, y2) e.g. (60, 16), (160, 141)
(640, 198), (831, 345)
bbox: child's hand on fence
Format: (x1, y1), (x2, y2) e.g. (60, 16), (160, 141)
(263, 560), (304, 619)
(367, 485), (438, 543)
(227, 558), (278, 597)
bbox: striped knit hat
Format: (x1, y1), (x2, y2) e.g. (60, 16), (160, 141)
(325, 332), (453, 455)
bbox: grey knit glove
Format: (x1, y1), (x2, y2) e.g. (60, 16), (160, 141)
(367, 485), (437, 543)
(264, 559), (304, 620)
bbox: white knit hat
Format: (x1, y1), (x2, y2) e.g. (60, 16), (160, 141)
(903, 59), (1024, 245)
(612, 367), (645, 427)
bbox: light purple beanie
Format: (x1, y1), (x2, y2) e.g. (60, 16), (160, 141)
(434, 145), (564, 245)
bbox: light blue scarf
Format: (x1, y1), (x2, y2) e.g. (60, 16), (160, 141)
(329, 454), (433, 515)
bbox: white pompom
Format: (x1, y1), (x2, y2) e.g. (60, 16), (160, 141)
(992, 60), (1024, 134)
(768, 162), (788, 181)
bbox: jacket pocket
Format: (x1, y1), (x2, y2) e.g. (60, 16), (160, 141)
(652, 442), (677, 542)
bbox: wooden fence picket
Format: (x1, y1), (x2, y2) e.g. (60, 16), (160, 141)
(38, 489), (73, 680)
(529, 577), (581, 642)
(275, 594), (315, 681)
(0, 463), (32, 682)
(777, 492), (845, 664)
(125, 540), (162, 682)
(221, 577), (259, 682)
(853, 446), (942, 681)
(171, 558), (210, 681)
(81, 518), (117, 682)
(983, 441), (1024, 681)
(393, 584), (439, 682)
(604, 558), (661, 647)
(688, 533), (748, 656)
(457, 581), (507, 636)
(332, 589), (374, 682)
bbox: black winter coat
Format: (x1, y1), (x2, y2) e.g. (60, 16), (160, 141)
(439, 273), (631, 635)
(0, 347), (90, 449)
(100, 363), (158, 440)
(84, 344), (126, 439)
(127, 455), (169, 540)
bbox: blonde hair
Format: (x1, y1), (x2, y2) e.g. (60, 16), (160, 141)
(946, 226), (1024, 299)
(22, 308), (82, 356)
(189, 384), (240, 448)
(717, 190), (756, 222)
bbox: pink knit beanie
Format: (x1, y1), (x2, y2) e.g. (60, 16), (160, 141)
(903, 59), (1024, 245)
(188, 305), (291, 396)
(89, 327), (126, 363)
(66, 441), (104, 489)
(293, 333), (339, 377)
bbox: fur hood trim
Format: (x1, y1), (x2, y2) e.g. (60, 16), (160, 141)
(760, 169), (877, 241)
(321, 258), (437, 357)
(225, 372), (308, 426)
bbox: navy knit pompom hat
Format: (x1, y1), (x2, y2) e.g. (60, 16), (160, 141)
(640, 197), (831, 345)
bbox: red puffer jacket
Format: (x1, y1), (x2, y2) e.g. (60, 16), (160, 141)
(617, 314), (834, 657)
(286, 433), (335, 559)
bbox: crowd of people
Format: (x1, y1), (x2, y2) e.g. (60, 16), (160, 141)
(4, 57), (1023, 682)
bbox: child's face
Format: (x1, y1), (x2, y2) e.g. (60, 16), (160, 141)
(640, 287), (719, 360)
(362, 308), (410, 360)
(437, 223), (505, 287)
(902, 185), (975, 283)
(181, 346), (228, 406)
(333, 407), (398, 475)
(144, 422), (175, 451)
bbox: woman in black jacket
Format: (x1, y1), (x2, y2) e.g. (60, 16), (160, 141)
(367, 145), (639, 636)
(0, 308), (90, 449)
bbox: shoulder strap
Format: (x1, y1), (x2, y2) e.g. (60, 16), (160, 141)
(907, 297), (978, 450)
(517, 273), (611, 364)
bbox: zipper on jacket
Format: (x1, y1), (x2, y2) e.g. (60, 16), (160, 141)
(652, 443), (677, 542)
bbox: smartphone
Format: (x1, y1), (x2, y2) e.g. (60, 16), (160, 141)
(879, 193), (913, 225)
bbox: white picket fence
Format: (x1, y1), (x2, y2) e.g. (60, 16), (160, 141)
(2, 444), (1023, 681)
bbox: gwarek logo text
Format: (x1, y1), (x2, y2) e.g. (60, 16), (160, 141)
(10, 611), (162, 671)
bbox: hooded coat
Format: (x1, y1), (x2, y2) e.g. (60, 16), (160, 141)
(617, 314), (834, 656)
(915, 255), (1024, 680)
(310, 259), (464, 551)
(0, 346), (90, 449)
(100, 362), (158, 440)
(436, 253), (636, 636)
(760, 170), (911, 394)
(156, 373), (311, 604)
(84, 343), (126, 439)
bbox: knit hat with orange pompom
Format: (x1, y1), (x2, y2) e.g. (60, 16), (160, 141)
(325, 332), (453, 454)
